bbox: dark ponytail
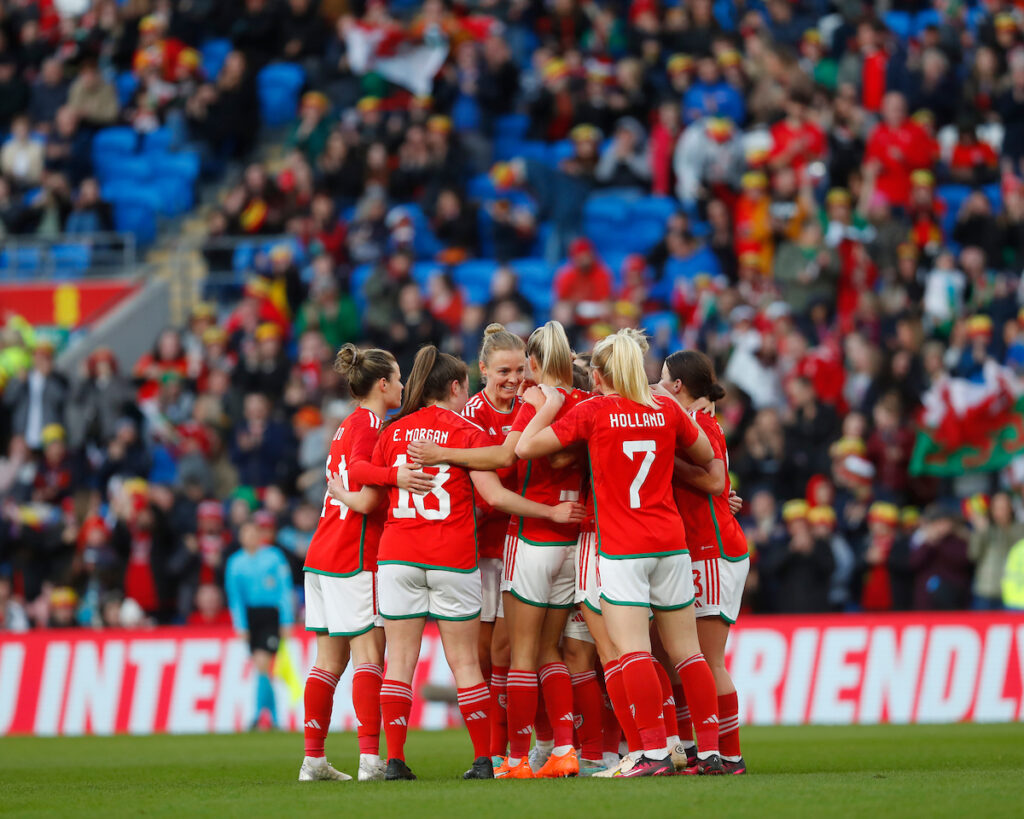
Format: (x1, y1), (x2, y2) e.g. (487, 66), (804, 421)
(385, 345), (468, 428)
(664, 350), (726, 402)
(334, 343), (396, 398)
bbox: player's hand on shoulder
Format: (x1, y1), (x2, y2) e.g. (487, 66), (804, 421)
(522, 385), (545, 407)
(690, 396), (715, 415)
(407, 438), (440, 467)
(539, 384), (564, 405)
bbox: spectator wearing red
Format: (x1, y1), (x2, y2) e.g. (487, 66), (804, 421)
(649, 101), (682, 196)
(134, 329), (190, 403)
(768, 91), (825, 180)
(866, 393), (915, 501)
(950, 123), (1000, 186)
(864, 92), (934, 208)
(860, 501), (900, 611)
(552, 237), (613, 327)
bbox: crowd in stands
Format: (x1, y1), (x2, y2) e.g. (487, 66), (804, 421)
(5, 0), (1024, 630)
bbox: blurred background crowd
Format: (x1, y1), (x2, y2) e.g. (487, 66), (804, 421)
(4, 0), (1024, 632)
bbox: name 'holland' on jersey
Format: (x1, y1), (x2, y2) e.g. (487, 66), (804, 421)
(608, 411), (666, 428)
(393, 428), (451, 444)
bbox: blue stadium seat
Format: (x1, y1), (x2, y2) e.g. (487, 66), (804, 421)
(200, 38), (233, 80)
(92, 127), (137, 162)
(152, 150), (201, 181)
(547, 140), (575, 167)
(115, 72), (139, 108)
(630, 196), (678, 224)
(95, 154), (152, 183)
(257, 63), (305, 126)
(937, 184), (971, 236)
(0, 246), (43, 278)
(624, 220), (666, 254)
(494, 136), (526, 161)
(495, 114), (530, 140)
(467, 173), (497, 200)
(883, 11), (912, 39)
(583, 194), (631, 226)
(911, 9), (941, 37)
(412, 261), (443, 288)
(601, 251), (628, 286)
(509, 258), (551, 287)
(52, 243), (92, 276)
(152, 176), (193, 216)
(454, 259), (498, 304)
(351, 263), (375, 312)
(108, 189), (161, 246)
(143, 127), (174, 154)
(232, 242), (257, 273)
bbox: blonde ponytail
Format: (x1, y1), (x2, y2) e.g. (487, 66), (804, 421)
(525, 320), (574, 387)
(591, 329), (657, 408)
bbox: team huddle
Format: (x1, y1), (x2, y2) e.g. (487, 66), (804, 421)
(298, 320), (749, 782)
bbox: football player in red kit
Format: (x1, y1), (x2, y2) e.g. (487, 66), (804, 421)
(517, 329), (726, 776)
(410, 322), (590, 779)
(339, 346), (584, 781)
(300, 345), (431, 782)
(661, 350), (749, 774)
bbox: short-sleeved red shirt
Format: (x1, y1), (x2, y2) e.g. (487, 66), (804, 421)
(462, 390), (521, 559)
(509, 388), (590, 545)
(305, 407), (386, 576)
(673, 411), (748, 562)
(551, 393), (696, 558)
(373, 405), (490, 572)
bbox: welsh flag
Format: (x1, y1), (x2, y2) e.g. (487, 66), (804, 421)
(344, 20), (448, 97)
(909, 361), (1024, 476)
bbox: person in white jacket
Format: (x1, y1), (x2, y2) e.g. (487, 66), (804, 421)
(673, 116), (745, 208)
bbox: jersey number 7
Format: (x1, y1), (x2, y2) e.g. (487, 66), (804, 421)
(622, 440), (656, 509)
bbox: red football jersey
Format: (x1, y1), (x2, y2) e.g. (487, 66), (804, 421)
(673, 411), (748, 562)
(551, 394), (696, 558)
(509, 388), (590, 545)
(373, 405), (490, 572)
(463, 391), (521, 559)
(305, 407), (386, 576)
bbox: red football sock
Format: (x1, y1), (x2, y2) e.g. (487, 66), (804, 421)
(719, 691), (741, 758)
(672, 683), (693, 744)
(380, 680), (413, 761)
(675, 654), (719, 754)
(352, 663), (383, 755)
(571, 669), (604, 761)
(457, 683), (492, 759)
(603, 660), (641, 753)
(489, 665), (509, 757)
(303, 666), (339, 758)
(619, 652), (666, 755)
(601, 683), (622, 755)
(506, 669), (537, 759)
(539, 661), (574, 749)
(654, 662), (679, 740)
(534, 686), (553, 743)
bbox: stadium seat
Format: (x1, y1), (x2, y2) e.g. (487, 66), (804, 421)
(115, 72), (139, 108)
(547, 140), (575, 167)
(883, 11), (912, 39)
(454, 259), (497, 304)
(51, 243), (92, 277)
(412, 261), (443, 288)
(509, 258), (552, 287)
(624, 220), (666, 254)
(0, 246), (43, 279)
(109, 189), (161, 246)
(467, 173), (497, 201)
(152, 176), (194, 216)
(95, 154), (152, 184)
(630, 196), (678, 224)
(152, 150), (201, 181)
(91, 127), (137, 163)
(232, 242), (257, 273)
(257, 63), (305, 127)
(495, 113), (530, 140)
(583, 194), (631, 226)
(200, 38), (233, 81)
(143, 127), (174, 155)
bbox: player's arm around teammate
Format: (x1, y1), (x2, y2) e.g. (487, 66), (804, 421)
(299, 346), (405, 783)
(660, 350), (750, 773)
(517, 330), (727, 776)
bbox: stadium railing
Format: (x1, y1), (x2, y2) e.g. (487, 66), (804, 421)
(0, 233), (138, 280)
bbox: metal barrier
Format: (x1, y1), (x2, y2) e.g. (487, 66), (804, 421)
(0, 233), (138, 278)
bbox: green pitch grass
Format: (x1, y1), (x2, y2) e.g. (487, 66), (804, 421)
(1, 725), (1022, 818)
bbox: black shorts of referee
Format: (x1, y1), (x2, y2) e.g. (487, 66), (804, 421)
(247, 606), (280, 653)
